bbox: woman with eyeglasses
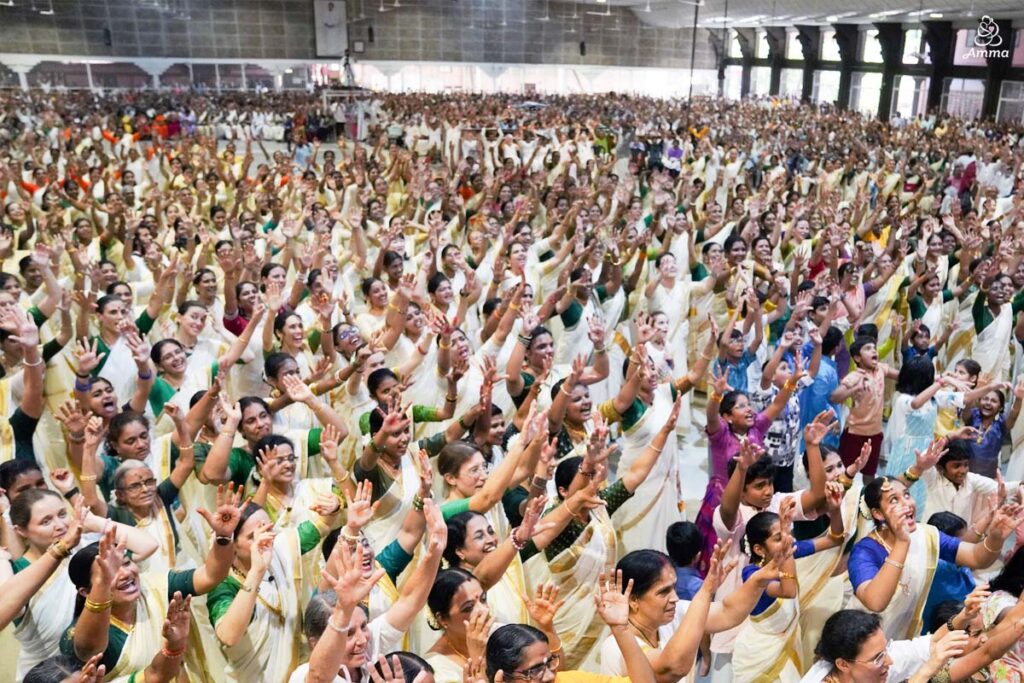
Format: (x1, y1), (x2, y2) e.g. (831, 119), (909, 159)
(78, 406), (196, 574)
(483, 571), (658, 683)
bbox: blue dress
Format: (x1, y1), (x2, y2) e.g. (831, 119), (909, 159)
(883, 392), (958, 517)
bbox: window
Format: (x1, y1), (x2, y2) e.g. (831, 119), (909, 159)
(997, 80), (1024, 123)
(953, 28), (987, 66)
(813, 69), (841, 104)
(862, 29), (884, 63)
(751, 66), (771, 96)
(820, 29), (841, 61)
(729, 29), (744, 58)
(891, 75), (929, 119)
(781, 68), (803, 99)
(941, 78), (985, 119)
(756, 30), (770, 58)
(786, 29), (802, 60)
(903, 29), (924, 64)
(851, 72), (883, 115)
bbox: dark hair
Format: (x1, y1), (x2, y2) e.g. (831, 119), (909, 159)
(0, 459), (42, 495)
(234, 501), (266, 541)
(253, 434), (295, 465)
(849, 336), (876, 360)
(912, 323), (932, 339)
(616, 549), (673, 599)
(107, 411), (149, 457)
(822, 326), (844, 355)
(95, 294), (123, 315)
(427, 568), (478, 624)
(238, 396), (272, 426)
(24, 654), (85, 683)
(486, 624), (548, 682)
(727, 456), (776, 486)
(9, 488), (61, 530)
(896, 356), (935, 395)
(444, 510), (487, 568)
(956, 359), (981, 379)
(814, 609), (883, 663)
(525, 326), (553, 351)
(929, 600), (966, 634)
(437, 442), (483, 482)
(361, 277), (383, 297)
(264, 352), (298, 381)
(938, 439), (971, 468)
(367, 368), (399, 399)
(862, 476), (902, 524)
(990, 544), (1024, 597)
(273, 310), (302, 337)
(855, 323), (879, 340)
(744, 511), (779, 563)
(427, 272), (450, 295)
(375, 653), (434, 680)
(666, 521), (703, 568)
(928, 511), (967, 537)
(554, 456), (583, 499)
(718, 390), (746, 416)
(151, 338), (185, 366)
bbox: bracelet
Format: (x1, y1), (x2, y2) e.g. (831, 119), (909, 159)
(75, 372), (91, 379)
(837, 473), (854, 489)
(445, 394), (457, 402)
(334, 469), (352, 485)
(827, 527), (845, 541)
(510, 527), (528, 551)
(517, 334), (533, 346)
(340, 528), (361, 543)
(178, 445), (194, 452)
(710, 392), (723, 403)
(983, 536), (1001, 554)
(413, 495), (426, 512)
(778, 571), (796, 580)
(971, 525), (986, 539)
(565, 500), (580, 516)
(238, 582), (256, 593)
(137, 369), (153, 381)
(47, 539), (72, 560)
(458, 416), (471, 430)
(63, 487), (80, 501)
(560, 384), (572, 397)
(701, 352), (714, 361)
(84, 597), (113, 613)
(79, 474), (98, 482)
(903, 467), (920, 483)
(369, 439), (384, 454)
(509, 303), (521, 311)
(74, 378), (92, 392)
(577, 469), (595, 480)
(594, 345), (607, 354)
(161, 646), (186, 659)
(387, 302), (400, 313)
(22, 357), (43, 367)
(438, 340), (451, 350)
(66, 432), (85, 444)
(884, 558), (905, 570)
(947, 616), (960, 633)
(326, 616), (347, 634)
(530, 476), (548, 491)
(416, 345), (428, 355)
(783, 379), (798, 392)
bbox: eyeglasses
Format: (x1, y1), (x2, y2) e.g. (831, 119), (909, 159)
(120, 477), (157, 493)
(854, 644), (889, 667)
(508, 653), (560, 681)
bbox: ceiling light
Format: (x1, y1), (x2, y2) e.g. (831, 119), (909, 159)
(929, 12), (943, 17)
(826, 14), (839, 21)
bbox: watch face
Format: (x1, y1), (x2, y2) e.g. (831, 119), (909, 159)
(216, 536), (231, 546)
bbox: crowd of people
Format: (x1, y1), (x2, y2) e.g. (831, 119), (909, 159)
(0, 85), (1023, 683)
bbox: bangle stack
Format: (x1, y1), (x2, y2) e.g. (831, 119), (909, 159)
(79, 474), (98, 482)
(413, 494), (430, 512)
(445, 394), (457, 403)
(161, 646), (186, 659)
(783, 379), (798, 392)
(517, 334), (533, 347)
(438, 340), (451, 350)
(510, 527), (528, 551)
(340, 528), (361, 544)
(903, 467), (920, 483)
(85, 597), (113, 613)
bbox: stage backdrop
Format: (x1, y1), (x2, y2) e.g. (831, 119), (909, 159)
(314, 0), (348, 57)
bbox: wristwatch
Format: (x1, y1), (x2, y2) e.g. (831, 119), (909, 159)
(215, 535), (233, 546)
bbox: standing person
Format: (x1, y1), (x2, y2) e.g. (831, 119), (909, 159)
(833, 337), (899, 484)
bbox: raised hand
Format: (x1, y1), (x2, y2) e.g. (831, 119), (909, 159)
(77, 654), (107, 683)
(197, 483), (244, 537)
(595, 569), (632, 627)
(345, 480), (380, 532)
(281, 373), (315, 404)
(736, 437), (766, 470)
(249, 523), (276, 575)
(161, 591), (193, 654)
(526, 583), (565, 633)
(914, 437), (948, 473)
(309, 491), (343, 519)
(465, 601), (495, 661)
(93, 526), (127, 590)
(702, 540), (737, 594)
(803, 409), (838, 446)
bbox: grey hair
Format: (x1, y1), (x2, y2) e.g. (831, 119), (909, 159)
(302, 589), (369, 641)
(111, 460), (152, 500)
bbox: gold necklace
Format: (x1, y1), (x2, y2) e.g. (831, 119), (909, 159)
(231, 566), (284, 622)
(446, 637), (470, 664)
(870, 529), (892, 554)
(628, 619), (659, 649)
(870, 530), (911, 596)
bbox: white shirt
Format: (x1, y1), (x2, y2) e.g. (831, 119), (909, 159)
(286, 615), (404, 683)
(599, 603), (690, 680)
(921, 468), (1010, 526)
(800, 635), (932, 683)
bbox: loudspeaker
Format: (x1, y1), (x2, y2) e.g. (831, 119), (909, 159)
(368, 25), (375, 43)
(579, 40), (586, 56)
(103, 27), (112, 46)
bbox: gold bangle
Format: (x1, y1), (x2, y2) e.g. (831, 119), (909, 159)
(79, 474), (98, 482)
(334, 469), (351, 485)
(387, 302), (400, 313)
(884, 558), (904, 570)
(783, 379), (798, 392)
(983, 536), (1001, 554)
(778, 571), (796, 580)
(438, 340), (451, 349)
(85, 598), (113, 613)
(509, 303), (521, 311)
(710, 392), (723, 403)
(178, 445), (194, 452)
(903, 467), (920, 483)
(565, 500), (580, 516)
(827, 528), (845, 541)
(702, 352), (714, 361)
(445, 394), (457, 402)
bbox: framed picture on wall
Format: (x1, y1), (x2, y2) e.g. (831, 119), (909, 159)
(353, 40), (365, 53)
(314, 0), (348, 56)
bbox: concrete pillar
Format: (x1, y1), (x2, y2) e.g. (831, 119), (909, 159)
(874, 23), (905, 120)
(214, 63), (221, 92)
(981, 18), (1013, 120)
(922, 21), (954, 114)
(85, 62), (94, 90)
(241, 64), (247, 91)
(2, 60), (39, 90)
(833, 24), (859, 110)
(796, 25), (821, 103)
(765, 27), (786, 96)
